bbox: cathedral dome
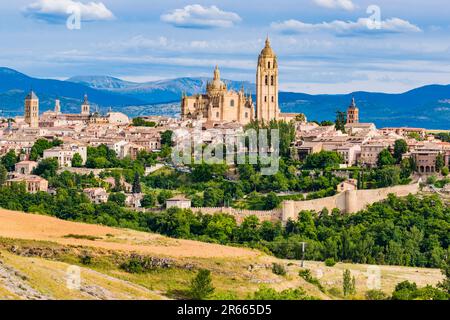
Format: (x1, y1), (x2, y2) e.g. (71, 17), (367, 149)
(207, 66), (226, 92)
(260, 37), (275, 57)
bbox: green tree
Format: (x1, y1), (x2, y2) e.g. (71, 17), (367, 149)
(157, 190), (173, 205)
(71, 153), (83, 167)
(439, 255), (450, 295)
(1, 150), (18, 172)
(161, 130), (173, 147)
(393, 139), (408, 163)
(29, 138), (61, 161)
(189, 269), (215, 300)
(0, 164), (7, 186)
(343, 269), (356, 297)
(335, 111), (347, 133)
(303, 151), (343, 170)
(132, 172), (142, 194)
(263, 192), (281, 210)
(377, 149), (395, 167)
(108, 192), (126, 206)
(436, 153), (445, 172)
(141, 193), (156, 208)
(33, 158), (59, 178)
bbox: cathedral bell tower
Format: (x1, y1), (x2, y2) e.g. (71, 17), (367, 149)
(256, 37), (280, 123)
(24, 90), (39, 128)
(81, 94), (90, 115)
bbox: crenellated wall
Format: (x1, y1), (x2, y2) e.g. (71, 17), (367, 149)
(189, 183), (420, 224)
(281, 183), (420, 223)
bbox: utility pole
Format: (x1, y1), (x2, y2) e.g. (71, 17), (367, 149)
(300, 242), (307, 268)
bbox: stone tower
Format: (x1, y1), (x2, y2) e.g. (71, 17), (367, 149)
(347, 97), (359, 124)
(24, 90), (39, 128)
(81, 94), (90, 115)
(256, 37), (280, 123)
(54, 99), (61, 114)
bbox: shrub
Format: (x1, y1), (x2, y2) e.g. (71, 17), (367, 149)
(189, 269), (215, 300)
(120, 254), (172, 274)
(80, 254), (92, 265)
(298, 269), (325, 292)
(325, 258), (336, 267)
(272, 263), (287, 276)
(248, 286), (317, 300)
(365, 290), (388, 300)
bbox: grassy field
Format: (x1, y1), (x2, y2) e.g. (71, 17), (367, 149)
(0, 208), (444, 300)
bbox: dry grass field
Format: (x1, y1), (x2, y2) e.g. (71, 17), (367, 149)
(0, 209), (444, 300)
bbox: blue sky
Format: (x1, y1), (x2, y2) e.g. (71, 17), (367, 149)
(1, 0), (450, 94)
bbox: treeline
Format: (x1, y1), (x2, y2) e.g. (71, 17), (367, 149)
(1, 183), (449, 269)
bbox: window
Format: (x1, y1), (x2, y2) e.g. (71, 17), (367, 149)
(268, 61), (271, 69)
(271, 76), (274, 86)
(271, 96), (274, 102)
(216, 112), (219, 118)
(265, 75), (268, 85)
(264, 96), (267, 102)
(245, 112), (248, 118)
(230, 99), (235, 107)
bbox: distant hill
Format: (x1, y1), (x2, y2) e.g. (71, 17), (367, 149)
(1, 67), (450, 128)
(67, 75), (256, 104)
(0, 68), (145, 115)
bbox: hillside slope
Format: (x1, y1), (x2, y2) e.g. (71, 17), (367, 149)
(0, 209), (444, 300)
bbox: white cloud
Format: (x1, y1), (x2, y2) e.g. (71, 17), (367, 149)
(271, 18), (422, 36)
(161, 4), (241, 29)
(313, 0), (356, 11)
(23, 0), (114, 23)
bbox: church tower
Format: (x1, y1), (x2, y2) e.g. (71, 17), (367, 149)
(24, 90), (39, 128)
(54, 99), (61, 114)
(256, 37), (280, 123)
(347, 97), (359, 124)
(81, 94), (90, 115)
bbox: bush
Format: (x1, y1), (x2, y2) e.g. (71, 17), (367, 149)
(298, 269), (325, 292)
(442, 167), (449, 177)
(325, 258), (336, 267)
(189, 269), (215, 300)
(272, 263), (287, 276)
(248, 286), (316, 300)
(365, 290), (388, 300)
(80, 254), (92, 265)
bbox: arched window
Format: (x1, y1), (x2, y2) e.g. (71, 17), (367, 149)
(264, 96), (267, 102)
(271, 96), (274, 102)
(268, 61), (271, 69)
(216, 112), (219, 118)
(265, 75), (268, 85)
(245, 112), (248, 118)
(230, 99), (235, 107)
(271, 76), (274, 86)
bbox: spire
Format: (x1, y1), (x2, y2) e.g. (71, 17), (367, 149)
(265, 35), (271, 47)
(83, 94), (89, 104)
(351, 97), (356, 108)
(214, 65), (220, 80)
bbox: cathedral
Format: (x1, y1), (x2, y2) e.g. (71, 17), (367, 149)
(181, 66), (255, 125)
(181, 37), (298, 125)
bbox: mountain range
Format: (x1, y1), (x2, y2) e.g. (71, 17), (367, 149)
(1, 67), (450, 129)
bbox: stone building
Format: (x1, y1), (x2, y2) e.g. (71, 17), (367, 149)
(181, 66), (254, 125)
(83, 187), (108, 204)
(15, 160), (38, 175)
(181, 37), (300, 125)
(43, 143), (87, 168)
(346, 98), (359, 124)
(256, 37), (280, 122)
(81, 94), (90, 115)
(7, 175), (48, 193)
(25, 91), (39, 128)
